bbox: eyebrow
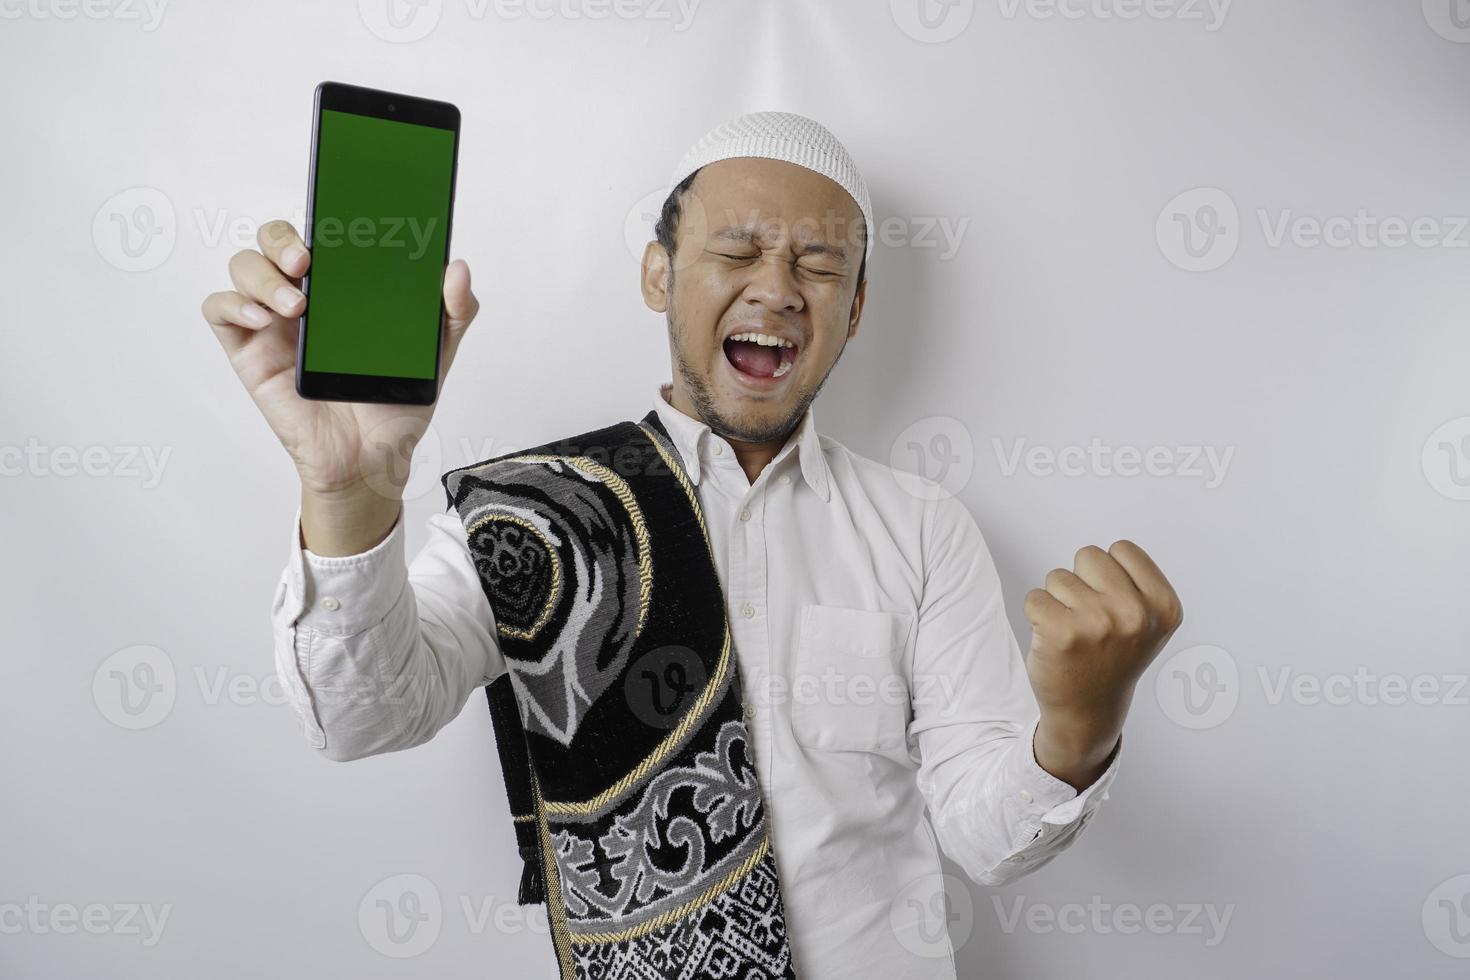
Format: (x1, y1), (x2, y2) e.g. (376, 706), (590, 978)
(710, 226), (849, 260)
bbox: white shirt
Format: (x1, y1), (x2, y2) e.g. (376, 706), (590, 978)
(270, 383), (1120, 978)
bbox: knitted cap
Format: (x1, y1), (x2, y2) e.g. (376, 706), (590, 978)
(664, 110), (874, 264)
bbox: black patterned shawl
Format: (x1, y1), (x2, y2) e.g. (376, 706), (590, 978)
(440, 409), (798, 979)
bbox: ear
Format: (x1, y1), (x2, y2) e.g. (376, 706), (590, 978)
(641, 241), (672, 313)
(846, 275), (867, 340)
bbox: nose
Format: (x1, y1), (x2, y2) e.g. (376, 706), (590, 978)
(743, 254), (804, 314)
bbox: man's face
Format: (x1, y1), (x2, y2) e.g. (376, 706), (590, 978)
(640, 157), (867, 445)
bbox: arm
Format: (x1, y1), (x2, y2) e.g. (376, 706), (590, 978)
(271, 505), (505, 762)
(910, 495), (1121, 887)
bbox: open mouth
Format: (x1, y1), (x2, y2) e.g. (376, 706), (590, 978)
(722, 332), (799, 382)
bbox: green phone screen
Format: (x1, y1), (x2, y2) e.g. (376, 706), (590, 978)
(304, 108), (455, 380)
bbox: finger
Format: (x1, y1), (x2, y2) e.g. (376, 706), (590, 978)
(201, 289), (275, 356)
(1042, 567), (1094, 610)
(1022, 586), (1070, 629)
(1073, 545), (1145, 601)
(443, 259), (479, 335)
(1108, 539), (1184, 627)
(229, 248), (307, 319)
(256, 219), (311, 279)
(439, 259), (480, 375)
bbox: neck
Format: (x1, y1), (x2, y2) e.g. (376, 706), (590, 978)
(665, 380), (790, 485)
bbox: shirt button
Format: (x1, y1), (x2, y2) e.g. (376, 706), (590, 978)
(320, 596), (340, 611)
(1018, 788), (1034, 803)
(739, 602), (755, 619)
(744, 704), (754, 720)
(778, 474), (791, 485)
(1102, 791), (1110, 801)
(713, 443), (724, 455)
(739, 508), (751, 522)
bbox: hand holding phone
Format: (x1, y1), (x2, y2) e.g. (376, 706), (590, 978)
(199, 83), (477, 554)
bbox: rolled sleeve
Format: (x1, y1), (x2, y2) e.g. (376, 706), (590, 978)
(911, 494), (1118, 887)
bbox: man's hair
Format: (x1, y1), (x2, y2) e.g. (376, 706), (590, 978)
(653, 167), (869, 289)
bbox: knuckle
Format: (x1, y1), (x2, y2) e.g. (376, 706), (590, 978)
(1051, 621), (1080, 649)
(1044, 568), (1069, 590)
(1112, 600), (1149, 635)
(258, 219), (295, 251)
(227, 248), (258, 278)
(1077, 607), (1110, 639)
(1159, 594), (1185, 630)
(1109, 538), (1138, 558)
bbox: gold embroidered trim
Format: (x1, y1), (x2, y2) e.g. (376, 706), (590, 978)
(567, 837), (771, 946)
(532, 772), (576, 978)
(463, 513), (562, 642)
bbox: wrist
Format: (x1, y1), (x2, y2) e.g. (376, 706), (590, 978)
(1033, 708), (1124, 791)
(299, 482), (402, 557)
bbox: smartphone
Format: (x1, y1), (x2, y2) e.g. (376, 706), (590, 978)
(296, 81), (460, 405)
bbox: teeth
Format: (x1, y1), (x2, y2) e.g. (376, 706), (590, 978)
(728, 331), (794, 349)
(772, 360), (792, 378)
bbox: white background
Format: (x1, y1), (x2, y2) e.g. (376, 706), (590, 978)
(3, 1), (1468, 977)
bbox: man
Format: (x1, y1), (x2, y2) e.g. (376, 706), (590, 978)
(201, 110), (1182, 978)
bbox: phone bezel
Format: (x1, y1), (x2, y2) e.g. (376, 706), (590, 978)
(295, 80), (461, 406)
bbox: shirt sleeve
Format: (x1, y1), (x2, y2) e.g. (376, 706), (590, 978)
(909, 492), (1121, 886)
(270, 505), (505, 762)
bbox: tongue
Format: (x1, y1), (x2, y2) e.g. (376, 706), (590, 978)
(725, 339), (781, 378)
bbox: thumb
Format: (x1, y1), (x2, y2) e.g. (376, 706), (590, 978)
(440, 258), (479, 374)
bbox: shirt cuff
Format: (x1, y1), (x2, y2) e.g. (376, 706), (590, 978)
(280, 505), (408, 636)
(1008, 714), (1122, 849)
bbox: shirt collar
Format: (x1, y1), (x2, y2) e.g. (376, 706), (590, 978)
(653, 383), (831, 501)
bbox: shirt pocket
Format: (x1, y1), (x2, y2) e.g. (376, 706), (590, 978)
(791, 602), (914, 753)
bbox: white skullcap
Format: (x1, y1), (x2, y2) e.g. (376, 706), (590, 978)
(664, 110), (874, 265)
